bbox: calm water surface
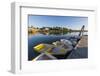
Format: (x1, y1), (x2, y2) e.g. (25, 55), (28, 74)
(28, 32), (87, 60)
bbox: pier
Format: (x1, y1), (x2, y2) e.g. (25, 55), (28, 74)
(75, 36), (88, 49)
(68, 35), (88, 59)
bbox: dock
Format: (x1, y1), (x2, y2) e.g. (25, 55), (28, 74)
(75, 36), (88, 49)
(67, 36), (88, 59)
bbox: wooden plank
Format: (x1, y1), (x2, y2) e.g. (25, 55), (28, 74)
(75, 36), (88, 49)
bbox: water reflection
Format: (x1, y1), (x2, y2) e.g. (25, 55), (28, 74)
(28, 32), (87, 60)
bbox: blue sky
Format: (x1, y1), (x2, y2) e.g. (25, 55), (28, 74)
(28, 15), (88, 30)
